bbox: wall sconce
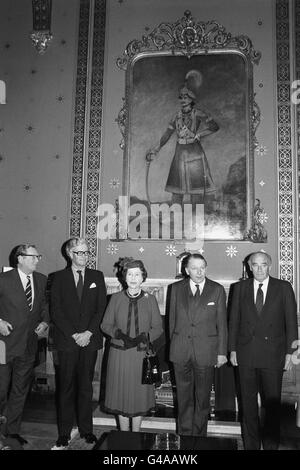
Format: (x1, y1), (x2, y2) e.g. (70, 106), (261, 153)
(30, 0), (53, 54)
(0, 81), (6, 104)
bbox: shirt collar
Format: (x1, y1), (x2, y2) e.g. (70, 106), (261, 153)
(190, 278), (206, 289)
(72, 266), (86, 275)
(254, 276), (269, 288)
(18, 268), (33, 281)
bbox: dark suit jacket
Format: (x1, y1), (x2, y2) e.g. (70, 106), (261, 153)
(169, 277), (227, 366)
(228, 276), (298, 369)
(0, 268), (49, 360)
(50, 267), (107, 351)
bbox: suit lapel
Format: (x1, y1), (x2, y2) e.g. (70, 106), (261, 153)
(192, 279), (215, 323)
(198, 278), (213, 307)
(180, 279), (191, 322)
(31, 272), (39, 311)
(260, 276), (275, 316)
(80, 268), (92, 309)
(65, 268), (81, 308)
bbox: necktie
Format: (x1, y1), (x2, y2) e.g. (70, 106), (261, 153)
(25, 275), (32, 310)
(77, 270), (83, 301)
(255, 283), (264, 315)
(195, 284), (201, 298)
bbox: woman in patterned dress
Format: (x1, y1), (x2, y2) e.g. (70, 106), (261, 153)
(101, 259), (162, 432)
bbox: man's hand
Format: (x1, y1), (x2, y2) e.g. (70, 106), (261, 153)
(216, 355), (227, 368)
(230, 351), (238, 366)
(0, 320), (13, 337)
(284, 354), (293, 371)
(35, 322), (48, 337)
(75, 331), (92, 347)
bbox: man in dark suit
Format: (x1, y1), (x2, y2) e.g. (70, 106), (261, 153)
(51, 237), (107, 450)
(229, 251), (298, 450)
(169, 253), (227, 436)
(0, 244), (49, 447)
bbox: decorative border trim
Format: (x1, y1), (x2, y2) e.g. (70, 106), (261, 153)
(85, 0), (106, 268)
(70, 0), (90, 238)
(70, 0), (106, 268)
(295, 0), (300, 297)
(276, 0), (295, 285)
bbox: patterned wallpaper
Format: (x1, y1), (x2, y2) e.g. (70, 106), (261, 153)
(0, 0), (80, 273)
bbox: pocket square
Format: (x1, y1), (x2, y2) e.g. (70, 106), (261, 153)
(207, 302), (215, 305)
(89, 283), (97, 288)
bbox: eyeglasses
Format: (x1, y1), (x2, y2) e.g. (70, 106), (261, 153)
(72, 251), (90, 257)
(20, 253), (42, 260)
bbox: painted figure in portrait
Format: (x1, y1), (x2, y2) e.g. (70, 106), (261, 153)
(146, 70), (219, 209)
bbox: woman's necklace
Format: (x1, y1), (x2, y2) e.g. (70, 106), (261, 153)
(127, 289), (141, 298)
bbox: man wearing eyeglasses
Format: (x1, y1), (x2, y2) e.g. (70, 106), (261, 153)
(0, 244), (49, 447)
(50, 237), (107, 450)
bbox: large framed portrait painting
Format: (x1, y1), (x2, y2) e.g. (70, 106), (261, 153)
(116, 11), (261, 241)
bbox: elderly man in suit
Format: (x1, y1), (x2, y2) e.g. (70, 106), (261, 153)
(169, 253), (227, 436)
(0, 244), (49, 447)
(229, 251), (298, 450)
(51, 237), (107, 450)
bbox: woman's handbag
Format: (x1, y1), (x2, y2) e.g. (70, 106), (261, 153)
(141, 338), (160, 385)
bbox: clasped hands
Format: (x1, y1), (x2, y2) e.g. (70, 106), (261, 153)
(115, 329), (147, 349)
(72, 330), (92, 347)
(0, 320), (48, 337)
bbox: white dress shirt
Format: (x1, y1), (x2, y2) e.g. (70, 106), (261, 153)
(190, 278), (206, 296)
(253, 277), (269, 304)
(18, 268), (35, 305)
(72, 266), (86, 286)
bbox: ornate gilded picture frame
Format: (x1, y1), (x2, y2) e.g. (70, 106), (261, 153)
(116, 11), (261, 241)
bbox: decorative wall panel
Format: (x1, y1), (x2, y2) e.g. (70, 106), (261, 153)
(70, 0), (106, 268)
(276, 0), (296, 287)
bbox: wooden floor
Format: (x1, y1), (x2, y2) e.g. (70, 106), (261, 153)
(2, 391), (300, 450)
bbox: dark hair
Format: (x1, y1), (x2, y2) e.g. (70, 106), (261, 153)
(185, 253), (207, 267)
(14, 244), (37, 265)
(121, 259), (147, 283)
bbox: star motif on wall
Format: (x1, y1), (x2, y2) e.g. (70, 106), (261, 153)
(139, 247), (145, 253)
(257, 210), (268, 224)
(259, 180), (265, 186)
(226, 245), (238, 258)
(255, 145), (268, 157)
(109, 178), (120, 189)
(107, 243), (119, 255)
(165, 244), (177, 256)
(56, 95), (64, 103)
(198, 247), (204, 255)
(26, 124), (34, 133)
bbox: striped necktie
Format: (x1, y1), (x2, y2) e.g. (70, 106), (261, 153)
(25, 275), (32, 310)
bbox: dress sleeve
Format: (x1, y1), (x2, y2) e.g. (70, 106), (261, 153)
(100, 294), (118, 338)
(148, 294), (163, 343)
